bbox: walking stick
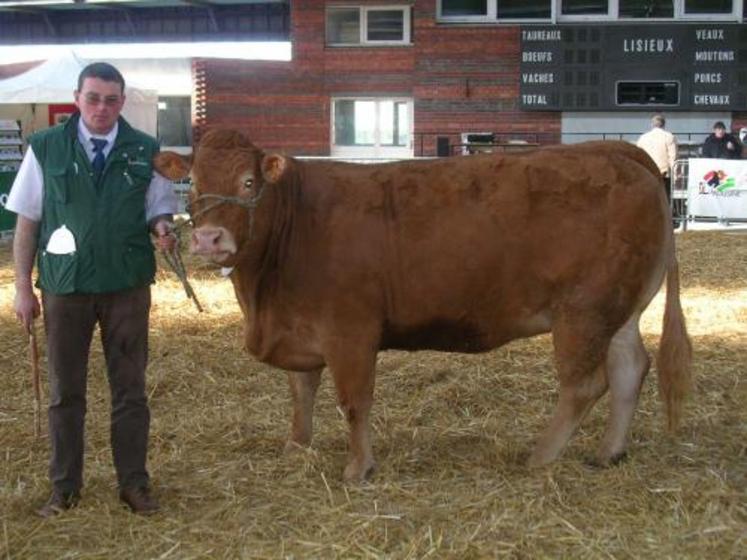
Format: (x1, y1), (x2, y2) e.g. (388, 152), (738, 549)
(28, 322), (42, 438)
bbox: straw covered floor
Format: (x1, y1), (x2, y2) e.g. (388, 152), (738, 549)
(0, 230), (745, 558)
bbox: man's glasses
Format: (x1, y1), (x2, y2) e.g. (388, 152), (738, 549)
(82, 93), (122, 107)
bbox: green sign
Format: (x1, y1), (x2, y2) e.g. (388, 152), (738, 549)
(0, 171), (18, 232)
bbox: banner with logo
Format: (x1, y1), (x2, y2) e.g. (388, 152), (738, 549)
(687, 158), (747, 219)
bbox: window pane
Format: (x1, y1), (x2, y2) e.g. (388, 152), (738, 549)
(619, 0), (674, 17)
(367, 10), (404, 41)
(685, 0), (732, 13)
(157, 96), (192, 147)
(328, 8), (360, 44)
(497, 0), (551, 18)
(380, 101), (394, 145)
(378, 101), (409, 147)
(396, 102), (409, 146)
(441, 0), (488, 17)
(334, 100), (375, 146)
(561, 0), (607, 15)
(354, 102), (376, 145)
(334, 100), (355, 145)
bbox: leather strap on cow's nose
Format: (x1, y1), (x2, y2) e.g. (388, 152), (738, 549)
(177, 184), (267, 238)
(187, 188), (266, 223)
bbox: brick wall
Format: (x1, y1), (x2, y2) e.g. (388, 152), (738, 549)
(194, 0), (326, 153)
(191, 2), (685, 156)
(412, 5), (560, 155)
(193, 58), (328, 154)
(194, 0), (420, 155)
(194, 0), (560, 156)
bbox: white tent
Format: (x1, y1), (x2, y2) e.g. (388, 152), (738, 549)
(0, 51), (157, 135)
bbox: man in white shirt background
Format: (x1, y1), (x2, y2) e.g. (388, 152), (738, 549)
(637, 114), (678, 203)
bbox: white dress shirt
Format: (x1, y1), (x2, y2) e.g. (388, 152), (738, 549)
(636, 126), (678, 176)
(6, 119), (177, 222)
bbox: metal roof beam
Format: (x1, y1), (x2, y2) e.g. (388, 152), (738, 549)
(0, 1), (289, 44)
(183, 1), (219, 32)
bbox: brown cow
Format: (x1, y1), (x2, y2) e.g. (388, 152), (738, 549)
(155, 130), (691, 482)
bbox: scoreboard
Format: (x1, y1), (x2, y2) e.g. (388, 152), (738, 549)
(520, 23), (747, 111)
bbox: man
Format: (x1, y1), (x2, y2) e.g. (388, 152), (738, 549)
(702, 121), (742, 159)
(637, 114), (678, 201)
(7, 62), (177, 517)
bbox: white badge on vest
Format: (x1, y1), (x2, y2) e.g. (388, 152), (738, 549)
(46, 224), (76, 254)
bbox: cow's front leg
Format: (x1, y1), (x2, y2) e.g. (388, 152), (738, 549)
(327, 347), (377, 482)
(284, 369), (323, 453)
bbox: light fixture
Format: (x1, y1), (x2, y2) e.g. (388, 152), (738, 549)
(0, 41), (292, 64)
(0, 0), (74, 6)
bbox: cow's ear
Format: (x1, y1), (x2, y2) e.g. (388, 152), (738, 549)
(261, 154), (287, 184)
(153, 151), (192, 180)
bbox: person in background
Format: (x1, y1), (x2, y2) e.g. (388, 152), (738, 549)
(637, 114), (678, 201)
(739, 128), (747, 159)
(7, 62), (177, 517)
(701, 121), (742, 159)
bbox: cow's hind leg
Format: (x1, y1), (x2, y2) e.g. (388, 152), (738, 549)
(594, 313), (650, 466)
(528, 312), (611, 467)
(326, 347), (377, 483)
(284, 369), (323, 453)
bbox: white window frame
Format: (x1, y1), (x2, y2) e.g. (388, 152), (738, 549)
(327, 5), (412, 47)
(331, 97), (414, 159)
(677, 0), (741, 20)
(437, 1), (553, 22)
(557, 0), (614, 21)
(437, 0), (497, 21)
(436, 0), (743, 22)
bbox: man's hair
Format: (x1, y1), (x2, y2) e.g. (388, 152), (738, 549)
(713, 121), (726, 130)
(651, 114), (665, 128)
(77, 62), (125, 93)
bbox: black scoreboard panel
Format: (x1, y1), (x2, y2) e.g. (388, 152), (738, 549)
(520, 24), (747, 111)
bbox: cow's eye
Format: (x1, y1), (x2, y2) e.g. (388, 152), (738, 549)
(243, 177), (254, 189)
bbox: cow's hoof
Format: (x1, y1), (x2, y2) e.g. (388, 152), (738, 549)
(526, 452), (554, 469)
(585, 451), (628, 469)
(283, 440), (311, 455)
(343, 460), (376, 483)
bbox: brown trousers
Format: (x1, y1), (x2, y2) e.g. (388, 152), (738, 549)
(42, 286), (152, 493)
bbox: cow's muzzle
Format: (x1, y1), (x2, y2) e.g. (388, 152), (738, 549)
(190, 226), (238, 263)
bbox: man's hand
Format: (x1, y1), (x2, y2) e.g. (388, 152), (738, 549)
(15, 286), (40, 333)
(153, 218), (177, 252)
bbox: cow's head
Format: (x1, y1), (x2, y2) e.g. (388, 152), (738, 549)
(154, 129), (289, 266)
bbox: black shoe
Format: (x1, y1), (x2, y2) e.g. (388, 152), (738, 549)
(36, 489), (80, 518)
(119, 485), (160, 515)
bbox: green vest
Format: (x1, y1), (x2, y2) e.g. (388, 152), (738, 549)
(32, 113), (159, 294)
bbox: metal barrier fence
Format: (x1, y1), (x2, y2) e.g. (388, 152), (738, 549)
(671, 159), (689, 231)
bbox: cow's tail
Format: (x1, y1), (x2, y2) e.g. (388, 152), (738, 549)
(657, 242), (693, 432)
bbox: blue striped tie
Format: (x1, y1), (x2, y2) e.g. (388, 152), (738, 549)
(91, 138), (107, 177)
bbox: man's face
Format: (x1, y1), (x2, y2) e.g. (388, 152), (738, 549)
(714, 127), (725, 139)
(74, 77), (125, 135)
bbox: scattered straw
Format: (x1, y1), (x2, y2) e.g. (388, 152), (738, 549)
(0, 231), (745, 558)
